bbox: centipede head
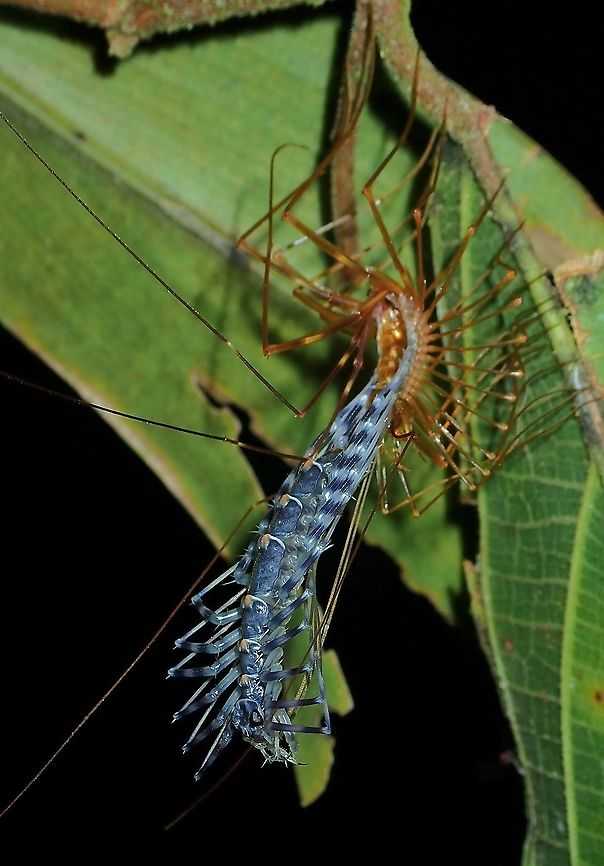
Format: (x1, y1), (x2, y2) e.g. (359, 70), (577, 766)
(231, 697), (295, 764)
(232, 697), (264, 737)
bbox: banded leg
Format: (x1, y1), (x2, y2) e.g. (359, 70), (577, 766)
(175, 626), (241, 655)
(171, 665), (240, 718)
(194, 724), (234, 780)
(262, 620), (309, 653)
(268, 588), (311, 629)
(191, 596), (243, 627)
(168, 646), (239, 680)
(184, 686), (241, 752)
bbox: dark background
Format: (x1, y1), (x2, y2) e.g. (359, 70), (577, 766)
(1, 1), (601, 860)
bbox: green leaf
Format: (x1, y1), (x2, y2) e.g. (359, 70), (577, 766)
(0, 9), (351, 805)
(427, 136), (596, 864)
(479, 412), (591, 866)
(430, 139), (603, 865)
(0, 2), (465, 692)
(2, 1), (603, 844)
(554, 257), (604, 482)
(294, 649), (354, 807)
(372, 5), (604, 862)
(0, 4), (459, 807)
(562, 463), (604, 863)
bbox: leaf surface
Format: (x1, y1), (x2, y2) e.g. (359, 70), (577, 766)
(1, 1), (603, 833)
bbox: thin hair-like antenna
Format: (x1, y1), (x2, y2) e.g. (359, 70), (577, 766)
(163, 748), (252, 832)
(0, 109), (302, 418)
(0, 370), (304, 462)
(0, 498), (267, 819)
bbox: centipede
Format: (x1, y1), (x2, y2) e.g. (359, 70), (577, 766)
(0, 2), (600, 857)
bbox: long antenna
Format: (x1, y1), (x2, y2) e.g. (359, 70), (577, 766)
(0, 109), (302, 418)
(0, 497), (267, 820)
(0, 370), (303, 462)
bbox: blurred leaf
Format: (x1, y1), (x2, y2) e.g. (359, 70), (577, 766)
(2, 0), (327, 57)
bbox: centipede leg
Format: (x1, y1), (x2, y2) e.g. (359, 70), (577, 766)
(271, 695), (325, 710)
(269, 720), (331, 735)
(261, 664), (313, 682)
(175, 626), (242, 655)
(169, 656), (239, 690)
(262, 621), (309, 653)
(184, 687), (242, 752)
(194, 725), (234, 780)
(268, 589), (311, 628)
(171, 646), (240, 679)
(191, 599), (242, 628)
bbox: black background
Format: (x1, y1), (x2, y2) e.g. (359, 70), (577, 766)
(1, 1), (601, 861)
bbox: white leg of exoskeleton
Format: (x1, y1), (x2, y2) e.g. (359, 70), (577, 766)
(191, 563), (239, 602)
(192, 587), (246, 626)
(197, 720), (229, 776)
(184, 701), (219, 748)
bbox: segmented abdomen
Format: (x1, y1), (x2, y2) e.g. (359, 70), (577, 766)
(169, 334), (416, 776)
